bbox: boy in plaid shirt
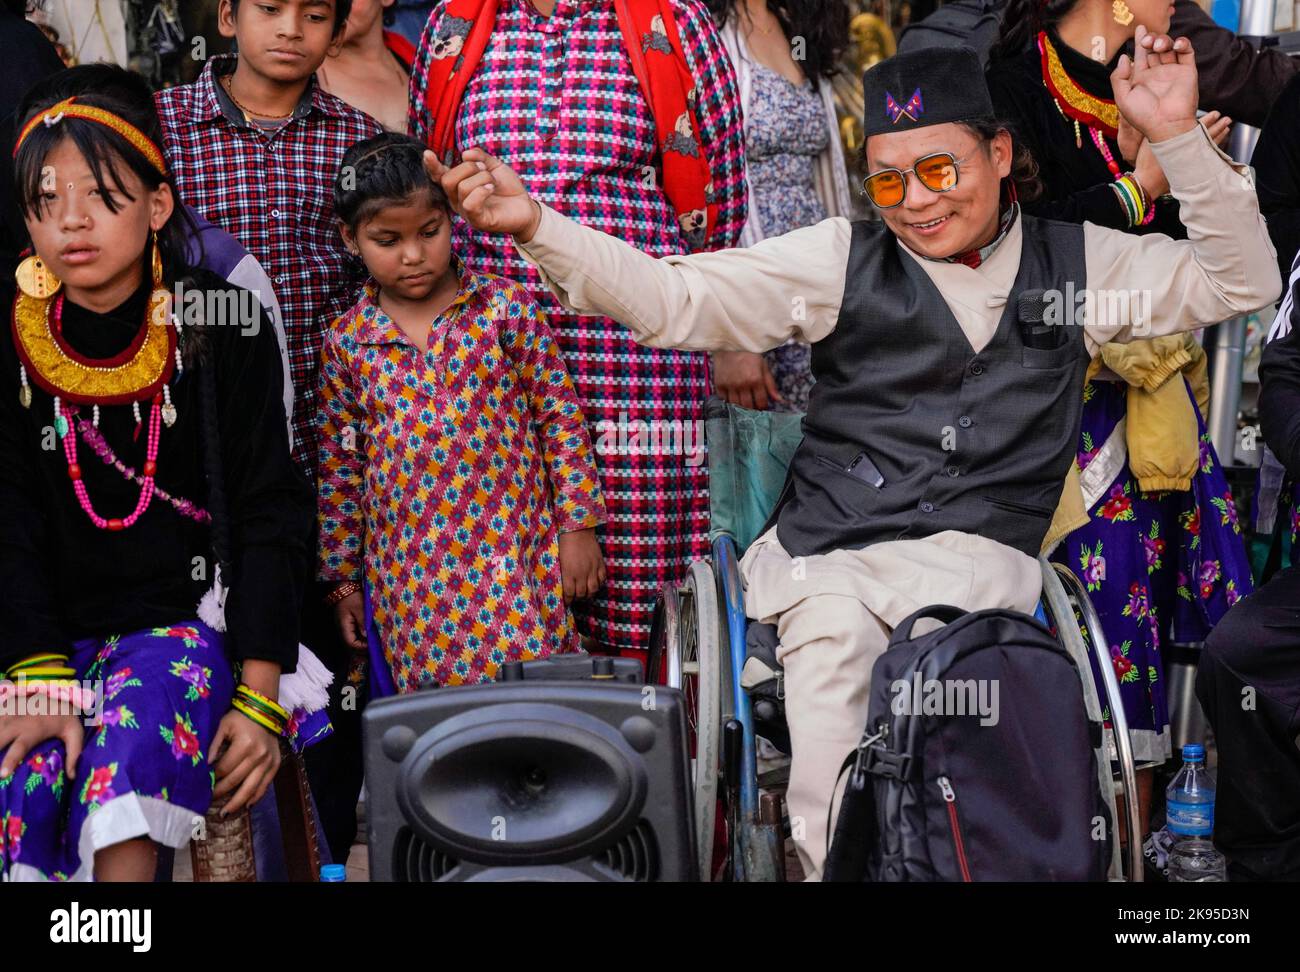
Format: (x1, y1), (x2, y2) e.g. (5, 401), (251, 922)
(156, 0), (382, 477)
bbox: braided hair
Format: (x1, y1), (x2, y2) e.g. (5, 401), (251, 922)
(334, 131), (451, 231)
(989, 0), (1081, 62)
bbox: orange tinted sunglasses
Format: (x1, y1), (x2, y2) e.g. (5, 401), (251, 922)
(862, 151), (973, 209)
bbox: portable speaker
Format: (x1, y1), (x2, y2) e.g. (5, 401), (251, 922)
(363, 681), (696, 881)
(495, 651), (644, 685)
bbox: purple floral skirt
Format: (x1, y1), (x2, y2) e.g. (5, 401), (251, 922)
(1050, 380), (1252, 763)
(0, 620), (333, 882)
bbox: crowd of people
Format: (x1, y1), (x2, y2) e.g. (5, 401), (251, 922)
(0, 0), (1296, 884)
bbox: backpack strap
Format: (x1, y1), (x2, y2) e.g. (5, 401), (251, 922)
(422, 0), (499, 162)
(822, 724), (891, 881)
(890, 603), (967, 643)
(419, 0), (717, 249)
(612, 0), (717, 249)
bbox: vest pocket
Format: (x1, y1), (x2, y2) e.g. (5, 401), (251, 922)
(1021, 344), (1075, 370)
(816, 452), (884, 489)
(983, 495), (1052, 519)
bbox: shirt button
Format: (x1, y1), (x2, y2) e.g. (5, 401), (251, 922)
(945, 466), (960, 478)
(271, 208), (280, 217)
(274, 275), (283, 284)
(958, 416), (973, 428)
(969, 362), (984, 376)
(919, 501), (935, 513)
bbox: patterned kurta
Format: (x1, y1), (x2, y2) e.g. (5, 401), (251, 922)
(316, 266), (606, 690)
(409, 0), (747, 650)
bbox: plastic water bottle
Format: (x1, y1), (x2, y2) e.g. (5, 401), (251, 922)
(320, 864), (347, 882)
(1165, 744), (1227, 882)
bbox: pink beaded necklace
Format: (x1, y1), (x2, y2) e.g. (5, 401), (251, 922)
(56, 394), (161, 532)
(72, 409), (209, 525)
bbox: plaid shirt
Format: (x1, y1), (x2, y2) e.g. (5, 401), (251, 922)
(155, 55), (382, 477)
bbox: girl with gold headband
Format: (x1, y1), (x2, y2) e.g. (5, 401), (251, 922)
(987, 1), (1251, 848)
(0, 72), (314, 881)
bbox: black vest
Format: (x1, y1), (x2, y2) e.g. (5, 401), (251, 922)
(774, 214), (1089, 558)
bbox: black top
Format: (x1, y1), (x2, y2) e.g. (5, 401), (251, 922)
(985, 30), (1184, 240)
(1252, 71), (1300, 284)
(1168, 0), (1299, 130)
(1260, 280), (1300, 480)
(0, 269), (314, 673)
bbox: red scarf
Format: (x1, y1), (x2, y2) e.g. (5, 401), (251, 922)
(420, 0), (717, 248)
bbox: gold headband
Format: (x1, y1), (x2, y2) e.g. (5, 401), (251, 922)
(12, 96), (168, 176)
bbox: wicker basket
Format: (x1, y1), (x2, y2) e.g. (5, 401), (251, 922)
(190, 803), (257, 882)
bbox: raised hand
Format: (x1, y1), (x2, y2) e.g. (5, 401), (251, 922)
(423, 147), (541, 240)
(1112, 25), (1198, 143)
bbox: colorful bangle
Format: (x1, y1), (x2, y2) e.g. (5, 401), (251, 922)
(1112, 175), (1145, 228)
(232, 684), (289, 736)
(324, 581), (361, 607)
(1135, 178), (1156, 226)
(232, 698), (285, 735)
(236, 695), (288, 727)
(4, 653), (76, 682)
(236, 683), (289, 720)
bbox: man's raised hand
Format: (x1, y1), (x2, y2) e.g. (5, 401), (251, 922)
(1112, 25), (1199, 144)
(423, 147), (542, 241)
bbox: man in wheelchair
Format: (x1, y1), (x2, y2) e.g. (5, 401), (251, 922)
(429, 36), (1281, 879)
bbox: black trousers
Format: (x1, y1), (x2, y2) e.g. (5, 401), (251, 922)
(1196, 566), (1300, 880)
(300, 581), (367, 865)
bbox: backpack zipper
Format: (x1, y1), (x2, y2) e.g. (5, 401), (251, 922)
(938, 775), (973, 882)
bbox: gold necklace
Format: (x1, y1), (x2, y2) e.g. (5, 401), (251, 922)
(221, 74), (294, 121)
(12, 290), (177, 408)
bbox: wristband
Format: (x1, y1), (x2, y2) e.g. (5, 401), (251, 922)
(324, 581), (361, 607)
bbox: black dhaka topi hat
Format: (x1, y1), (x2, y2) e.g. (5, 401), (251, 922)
(862, 46), (996, 138)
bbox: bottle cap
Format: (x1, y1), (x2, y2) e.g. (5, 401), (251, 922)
(1182, 743), (1206, 761)
(320, 864), (347, 882)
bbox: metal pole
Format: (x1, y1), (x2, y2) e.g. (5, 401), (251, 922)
(1205, 0), (1272, 458)
(1207, 318), (1247, 458)
(1238, 0), (1276, 35)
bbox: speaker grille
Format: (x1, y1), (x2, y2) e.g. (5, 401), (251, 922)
(394, 826), (459, 881)
(390, 822), (660, 881)
(598, 821), (659, 882)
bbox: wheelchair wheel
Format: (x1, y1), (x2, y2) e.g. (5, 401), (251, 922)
(659, 562), (727, 880)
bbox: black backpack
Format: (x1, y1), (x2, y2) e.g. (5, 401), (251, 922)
(896, 0), (1004, 66)
(824, 604), (1112, 881)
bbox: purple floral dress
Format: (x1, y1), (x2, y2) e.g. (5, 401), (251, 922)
(0, 622), (329, 881)
(1050, 379), (1252, 763)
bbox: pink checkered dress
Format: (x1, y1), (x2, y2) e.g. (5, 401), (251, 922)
(410, 0), (746, 651)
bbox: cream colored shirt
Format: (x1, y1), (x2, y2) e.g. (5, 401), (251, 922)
(514, 124), (1279, 361)
(510, 123), (1282, 617)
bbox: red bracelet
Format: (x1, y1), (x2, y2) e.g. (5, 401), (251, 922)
(324, 581), (361, 607)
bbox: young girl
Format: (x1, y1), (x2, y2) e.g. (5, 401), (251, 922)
(0, 76), (315, 882)
(319, 133), (606, 694)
